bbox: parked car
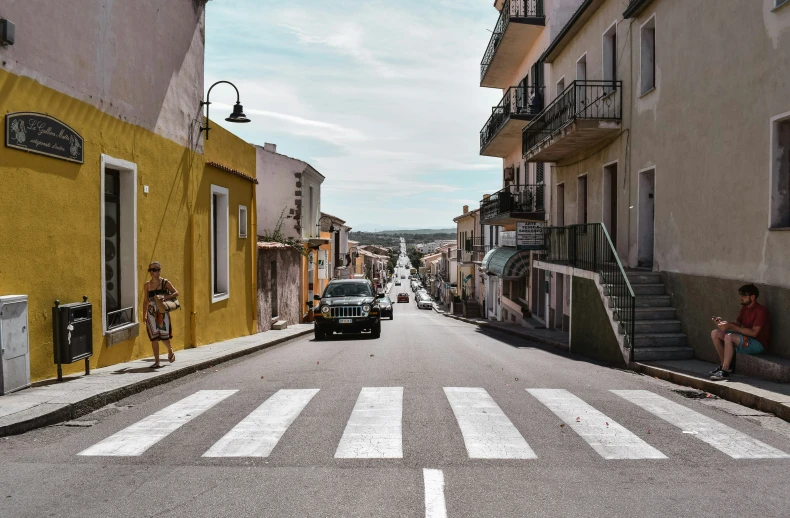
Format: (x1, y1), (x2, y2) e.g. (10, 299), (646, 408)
(397, 293), (410, 303)
(395, 280), (401, 286)
(378, 295), (394, 320)
(313, 279), (383, 340)
(417, 295), (434, 310)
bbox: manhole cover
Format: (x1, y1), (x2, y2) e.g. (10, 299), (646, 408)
(673, 389), (717, 399)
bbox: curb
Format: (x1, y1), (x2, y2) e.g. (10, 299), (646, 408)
(634, 362), (790, 423)
(0, 328), (313, 437)
(437, 310), (569, 353)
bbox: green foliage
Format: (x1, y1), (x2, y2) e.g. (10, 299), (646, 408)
(260, 208), (309, 257)
(349, 230), (455, 247)
(406, 246), (424, 269)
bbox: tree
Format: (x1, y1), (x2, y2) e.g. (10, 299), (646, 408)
(406, 246), (424, 269)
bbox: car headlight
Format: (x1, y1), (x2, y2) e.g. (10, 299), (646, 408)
(362, 304), (371, 313)
(321, 305), (330, 314)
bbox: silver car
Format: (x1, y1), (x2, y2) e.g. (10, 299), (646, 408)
(416, 295), (433, 309)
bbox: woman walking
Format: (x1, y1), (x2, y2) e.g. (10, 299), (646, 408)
(144, 261), (178, 368)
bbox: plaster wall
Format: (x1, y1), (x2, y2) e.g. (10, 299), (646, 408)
(570, 276), (625, 365)
(257, 247), (302, 332)
(254, 146), (303, 240)
(0, 0), (206, 149)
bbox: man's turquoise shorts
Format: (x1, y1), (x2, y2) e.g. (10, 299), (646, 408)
(725, 331), (765, 355)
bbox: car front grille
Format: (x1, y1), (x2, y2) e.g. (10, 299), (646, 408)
(330, 306), (362, 318)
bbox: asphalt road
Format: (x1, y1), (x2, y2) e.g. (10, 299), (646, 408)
(2, 263), (790, 517)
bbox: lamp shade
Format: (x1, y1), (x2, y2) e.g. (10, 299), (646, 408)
(226, 102), (250, 123)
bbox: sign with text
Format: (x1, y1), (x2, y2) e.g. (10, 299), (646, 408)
(516, 222), (546, 250)
(317, 250), (328, 279)
(6, 113), (84, 164)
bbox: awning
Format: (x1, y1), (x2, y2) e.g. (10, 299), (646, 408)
(480, 247), (531, 280)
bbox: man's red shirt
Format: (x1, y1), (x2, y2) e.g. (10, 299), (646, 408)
(737, 302), (771, 348)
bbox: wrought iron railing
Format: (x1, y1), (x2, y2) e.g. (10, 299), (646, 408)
(543, 223), (635, 360)
(480, 0), (545, 81)
(522, 80), (622, 157)
(480, 184), (545, 223)
(480, 85), (545, 151)
(107, 306), (134, 330)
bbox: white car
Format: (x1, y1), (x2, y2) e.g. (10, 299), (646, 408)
(417, 295), (433, 309)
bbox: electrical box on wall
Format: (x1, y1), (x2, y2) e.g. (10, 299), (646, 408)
(0, 295), (31, 395)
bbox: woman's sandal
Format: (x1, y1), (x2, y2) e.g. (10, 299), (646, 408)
(168, 351), (175, 363)
(150, 363), (163, 369)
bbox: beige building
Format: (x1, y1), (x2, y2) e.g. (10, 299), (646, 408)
(478, 0), (585, 325)
(527, 0), (790, 368)
(454, 206), (484, 318)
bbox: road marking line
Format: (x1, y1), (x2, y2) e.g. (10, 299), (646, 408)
(78, 390), (237, 456)
(444, 387), (536, 459)
(423, 468), (448, 518)
(335, 387), (403, 458)
(612, 390), (790, 459)
(527, 389), (666, 460)
(202, 389), (319, 457)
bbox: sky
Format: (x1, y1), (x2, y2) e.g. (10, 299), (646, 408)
(205, 0), (503, 231)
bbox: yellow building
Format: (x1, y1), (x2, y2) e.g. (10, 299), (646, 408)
(0, 1), (257, 382)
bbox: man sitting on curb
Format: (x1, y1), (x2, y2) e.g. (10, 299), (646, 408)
(709, 284), (771, 381)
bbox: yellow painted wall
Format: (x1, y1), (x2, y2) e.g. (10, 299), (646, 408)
(0, 68), (256, 381)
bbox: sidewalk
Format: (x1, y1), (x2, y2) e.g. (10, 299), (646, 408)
(0, 324), (313, 437)
(433, 304), (790, 422)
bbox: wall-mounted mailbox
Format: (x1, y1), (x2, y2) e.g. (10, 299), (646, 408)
(52, 298), (93, 380)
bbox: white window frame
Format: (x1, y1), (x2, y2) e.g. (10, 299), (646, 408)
(211, 185), (230, 303)
(602, 21), (618, 90)
(769, 111), (790, 229)
(238, 205), (248, 238)
(774, 0), (790, 11)
(640, 14), (656, 96)
(555, 76), (566, 99)
(576, 53), (587, 81)
(100, 154), (138, 335)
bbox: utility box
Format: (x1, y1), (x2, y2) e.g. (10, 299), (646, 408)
(53, 300), (93, 365)
(0, 295), (31, 395)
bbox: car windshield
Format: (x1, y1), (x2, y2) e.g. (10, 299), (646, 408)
(323, 283), (373, 298)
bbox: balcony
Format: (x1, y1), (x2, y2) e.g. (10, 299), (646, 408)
(458, 238), (487, 264)
(480, 86), (544, 157)
(522, 80), (622, 162)
(480, 0), (545, 88)
(480, 184), (545, 226)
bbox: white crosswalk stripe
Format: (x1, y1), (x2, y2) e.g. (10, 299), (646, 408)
(612, 389), (790, 459)
(79, 390), (237, 457)
(335, 387), (404, 458)
(203, 389), (319, 458)
(423, 469), (448, 518)
(444, 387), (536, 459)
(527, 388), (666, 460)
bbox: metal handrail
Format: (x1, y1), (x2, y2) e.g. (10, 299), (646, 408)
(522, 80), (622, 157)
(543, 223), (635, 360)
(480, 85), (545, 151)
(480, 0), (544, 81)
(480, 184), (545, 223)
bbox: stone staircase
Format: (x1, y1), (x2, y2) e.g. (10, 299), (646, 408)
(604, 270), (694, 362)
(464, 299), (482, 319)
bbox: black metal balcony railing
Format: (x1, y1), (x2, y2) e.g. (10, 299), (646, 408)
(481, 0), (544, 82)
(522, 80), (622, 157)
(107, 306), (134, 330)
(480, 85), (544, 151)
(542, 223), (635, 361)
(480, 184), (544, 223)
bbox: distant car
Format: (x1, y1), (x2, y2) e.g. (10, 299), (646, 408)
(416, 289), (428, 300)
(397, 293), (410, 303)
(395, 280), (401, 286)
(379, 295), (394, 320)
(417, 296), (433, 309)
(401, 275), (406, 279)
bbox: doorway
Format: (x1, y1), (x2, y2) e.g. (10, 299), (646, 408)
(554, 273), (564, 329)
(556, 183), (565, 226)
(638, 169), (656, 268)
(602, 163), (618, 248)
(577, 175), (588, 224)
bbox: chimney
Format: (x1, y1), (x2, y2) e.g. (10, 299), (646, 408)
(463, 205), (469, 214)
(263, 143), (277, 153)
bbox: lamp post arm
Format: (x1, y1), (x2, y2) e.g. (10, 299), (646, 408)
(201, 80), (241, 140)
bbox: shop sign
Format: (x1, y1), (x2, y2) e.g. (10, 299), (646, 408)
(5, 112), (83, 164)
(516, 222), (546, 251)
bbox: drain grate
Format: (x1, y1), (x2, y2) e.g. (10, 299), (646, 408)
(673, 388), (718, 399)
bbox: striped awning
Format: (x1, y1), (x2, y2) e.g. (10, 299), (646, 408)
(480, 247), (530, 280)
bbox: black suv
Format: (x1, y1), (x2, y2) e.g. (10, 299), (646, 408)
(313, 279), (383, 340)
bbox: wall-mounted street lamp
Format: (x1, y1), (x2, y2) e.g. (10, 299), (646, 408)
(316, 214), (338, 234)
(200, 80), (250, 140)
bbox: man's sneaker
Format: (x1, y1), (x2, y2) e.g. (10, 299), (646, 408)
(708, 364), (722, 375)
(710, 369), (730, 381)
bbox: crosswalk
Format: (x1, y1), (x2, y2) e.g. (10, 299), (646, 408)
(78, 387), (790, 461)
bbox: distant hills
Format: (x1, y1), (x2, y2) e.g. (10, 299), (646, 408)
(376, 228), (454, 235)
(349, 228), (455, 247)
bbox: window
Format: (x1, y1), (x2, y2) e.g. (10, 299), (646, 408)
(556, 77), (565, 99)
(603, 22), (617, 90)
(556, 183), (565, 226)
(238, 205), (248, 238)
(270, 261), (278, 319)
(640, 16), (656, 95)
(211, 185), (230, 302)
(101, 155), (138, 334)
(775, 0), (789, 9)
(577, 175), (588, 224)
(576, 54), (587, 81)
(770, 113), (790, 229)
